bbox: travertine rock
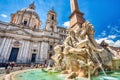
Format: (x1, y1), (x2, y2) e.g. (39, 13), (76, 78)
(52, 21), (105, 79)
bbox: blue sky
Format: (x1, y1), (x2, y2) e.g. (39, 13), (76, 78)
(0, 0), (120, 47)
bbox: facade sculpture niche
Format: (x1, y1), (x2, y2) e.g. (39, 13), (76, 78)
(13, 41), (21, 47)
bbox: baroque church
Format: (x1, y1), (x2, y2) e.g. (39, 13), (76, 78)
(0, 3), (66, 64)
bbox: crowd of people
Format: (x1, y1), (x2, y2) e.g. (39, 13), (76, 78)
(5, 61), (15, 74)
(4, 59), (54, 74)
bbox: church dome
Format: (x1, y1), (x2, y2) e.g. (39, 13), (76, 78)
(19, 7), (40, 21)
(20, 2), (36, 12)
(10, 2), (42, 29)
(21, 8), (35, 13)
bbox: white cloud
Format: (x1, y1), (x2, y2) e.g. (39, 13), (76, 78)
(108, 35), (116, 39)
(0, 14), (7, 18)
(114, 40), (120, 47)
(101, 31), (106, 36)
(96, 38), (114, 45)
(108, 25), (120, 34)
(63, 21), (70, 28)
(95, 37), (120, 47)
(113, 27), (120, 33)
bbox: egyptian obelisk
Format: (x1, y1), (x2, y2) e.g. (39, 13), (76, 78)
(69, 0), (85, 30)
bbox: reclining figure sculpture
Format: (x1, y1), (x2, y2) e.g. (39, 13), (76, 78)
(51, 21), (104, 79)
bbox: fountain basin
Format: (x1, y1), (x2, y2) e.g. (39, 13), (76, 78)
(13, 69), (88, 80)
(92, 71), (120, 80)
(14, 69), (64, 80)
(10, 69), (120, 80)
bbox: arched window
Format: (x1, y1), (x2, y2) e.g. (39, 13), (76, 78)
(34, 25), (36, 29)
(50, 45), (53, 50)
(50, 26), (54, 31)
(49, 53), (52, 59)
(23, 20), (27, 26)
(51, 15), (54, 20)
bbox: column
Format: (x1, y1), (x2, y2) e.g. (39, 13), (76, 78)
(1, 38), (10, 62)
(21, 40), (28, 63)
(19, 40), (27, 63)
(6, 39), (13, 61)
(40, 42), (49, 63)
(24, 41), (30, 63)
(3, 38), (12, 61)
(0, 38), (6, 55)
(36, 42), (41, 63)
(0, 38), (3, 47)
(16, 40), (24, 63)
(0, 38), (6, 62)
(27, 43), (32, 63)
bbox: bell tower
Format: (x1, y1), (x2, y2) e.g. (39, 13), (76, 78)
(45, 8), (57, 32)
(69, 0), (85, 29)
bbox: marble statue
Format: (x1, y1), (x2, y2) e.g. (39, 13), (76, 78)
(52, 21), (104, 79)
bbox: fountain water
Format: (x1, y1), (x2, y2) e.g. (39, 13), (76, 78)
(91, 50), (107, 76)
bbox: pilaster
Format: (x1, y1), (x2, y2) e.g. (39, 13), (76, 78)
(40, 41), (49, 63)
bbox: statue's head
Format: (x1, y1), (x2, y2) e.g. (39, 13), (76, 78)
(54, 45), (62, 54)
(69, 30), (75, 37)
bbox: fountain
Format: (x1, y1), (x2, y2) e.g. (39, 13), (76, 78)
(50, 0), (120, 79)
(12, 22), (120, 80)
(51, 21), (107, 79)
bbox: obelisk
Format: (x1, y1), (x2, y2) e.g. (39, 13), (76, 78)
(69, 0), (85, 29)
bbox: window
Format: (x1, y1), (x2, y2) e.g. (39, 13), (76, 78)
(31, 54), (36, 63)
(34, 25), (36, 29)
(50, 26), (54, 31)
(23, 20), (27, 26)
(33, 49), (36, 52)
(49, 53), (52, 59)
(51, 15), (54, 20)
(50, 45), (53, 50)
(51, 33), (53, 35)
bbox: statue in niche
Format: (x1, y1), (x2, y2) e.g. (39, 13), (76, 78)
(13, 41), (20, 47)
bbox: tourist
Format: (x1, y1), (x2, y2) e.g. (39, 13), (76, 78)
(44, 64), (48, 68)
(5, 62), (9, 70)
(10, 61), (15, 70)
(5, 66), (11, 74)
(19, 66), (23, 70)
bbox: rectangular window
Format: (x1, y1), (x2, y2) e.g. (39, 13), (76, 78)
(50, 45), (53, 50)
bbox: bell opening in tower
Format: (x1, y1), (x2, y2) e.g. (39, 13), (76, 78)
(51, 15), (54, 20)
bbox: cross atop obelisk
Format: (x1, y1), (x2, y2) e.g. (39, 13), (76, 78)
(69, 0), (85, 29)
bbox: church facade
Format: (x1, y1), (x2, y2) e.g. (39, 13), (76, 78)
(0, 3), (66, 64)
